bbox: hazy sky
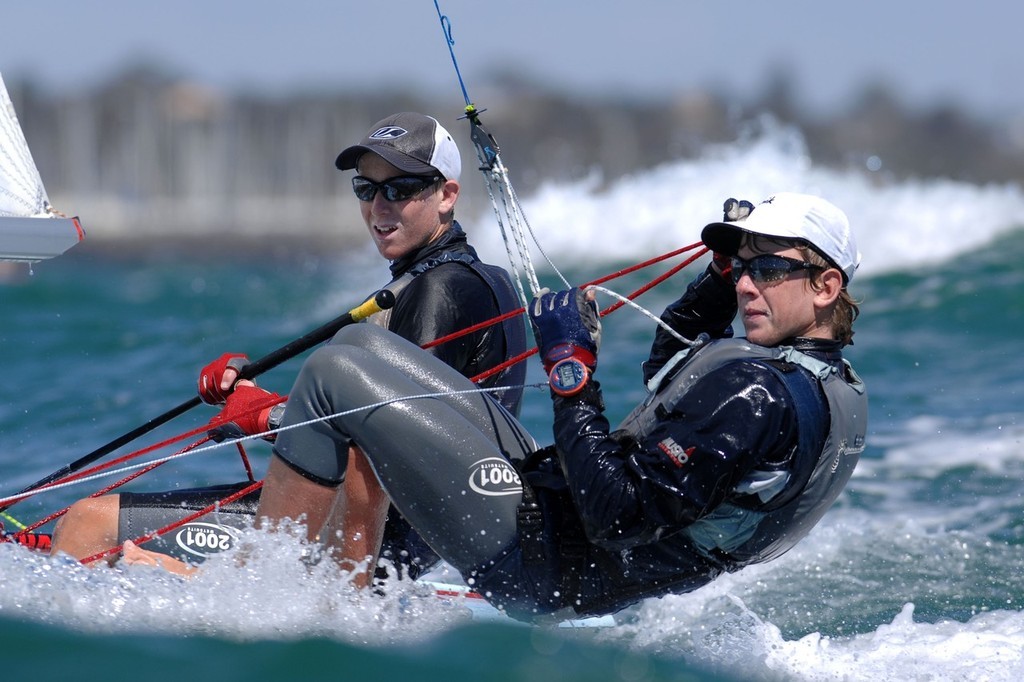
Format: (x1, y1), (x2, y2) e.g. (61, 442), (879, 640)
(2, 1), (1021, 121)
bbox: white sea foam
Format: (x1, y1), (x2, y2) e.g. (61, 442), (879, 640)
(465, 122), (1024, 279)
(5, 121), (1023, 679)
(6, 510), (1022, 680)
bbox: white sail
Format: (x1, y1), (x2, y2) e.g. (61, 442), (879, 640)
(0, 72), (84, 262)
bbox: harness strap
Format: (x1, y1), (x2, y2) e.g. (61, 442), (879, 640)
(751, 359), (828, 512)
(515, 446), (550, 566)
(515, 446), (588, 606)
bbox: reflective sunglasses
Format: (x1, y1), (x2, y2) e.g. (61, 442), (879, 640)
(351, 175), (443, 202)
(729, 254), (824, 284)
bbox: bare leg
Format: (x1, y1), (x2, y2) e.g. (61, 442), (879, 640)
(254, 454), (338, 541)
(319, 445), (389, 588)
(121, 540), (196, 576)
(50, 495), (121, 565)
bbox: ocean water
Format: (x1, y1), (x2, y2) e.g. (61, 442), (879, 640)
(2, 125), (1024, 681)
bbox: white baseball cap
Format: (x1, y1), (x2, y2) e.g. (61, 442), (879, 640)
(701, 192), (861, 284)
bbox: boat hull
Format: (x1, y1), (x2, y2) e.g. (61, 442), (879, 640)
(0, 216), (85, 262)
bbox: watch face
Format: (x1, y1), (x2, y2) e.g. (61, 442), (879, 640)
(556, 362), (580, 386)
(550, 358), (588, 396)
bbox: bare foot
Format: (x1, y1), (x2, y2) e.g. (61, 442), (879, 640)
(121, 540), (197, 577)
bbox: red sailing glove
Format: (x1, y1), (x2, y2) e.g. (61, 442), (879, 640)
(528, 288), (601, 396)
(207, 385), (285, 442)
(198, 352), (250, 404)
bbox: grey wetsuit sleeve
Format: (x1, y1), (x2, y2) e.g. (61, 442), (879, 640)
(273, 323), (536, 571)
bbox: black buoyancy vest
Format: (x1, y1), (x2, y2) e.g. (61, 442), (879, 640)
(619, 337), (868, 567)
(373, 250), (527, 416)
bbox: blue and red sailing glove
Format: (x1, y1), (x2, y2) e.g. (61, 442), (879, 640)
(198, 352), (250, 405)
(207, 385), (285, 442)
(528, 288), (601, 396)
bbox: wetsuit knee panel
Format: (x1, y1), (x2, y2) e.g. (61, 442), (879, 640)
(272, 449), (346, 488)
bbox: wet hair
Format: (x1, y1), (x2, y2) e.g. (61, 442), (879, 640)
(744, 235), (860, 346)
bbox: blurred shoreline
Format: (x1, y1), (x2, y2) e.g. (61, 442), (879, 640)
(5, 66), (1023, 249)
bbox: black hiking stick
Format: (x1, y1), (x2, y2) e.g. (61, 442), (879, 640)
(0, 289), (395, 511)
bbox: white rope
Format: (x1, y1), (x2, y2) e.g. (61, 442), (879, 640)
(586, 284), (699, 348)
(0, 383), (546, 507)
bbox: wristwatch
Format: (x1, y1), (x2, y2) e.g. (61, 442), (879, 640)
(548, 357), (590, 397)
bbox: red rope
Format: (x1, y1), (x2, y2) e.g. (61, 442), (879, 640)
(23, 391), (286, 502)
(583, 242), (703, 288)
(469, 244), (707, 383)
(599, 247), (708, 315)
(425, 242), (703, 352)
(19, 438), (212, 535)
(79, 480), (264, 565)
(13, 243), (707, 543)
(236, 442), (256, 482)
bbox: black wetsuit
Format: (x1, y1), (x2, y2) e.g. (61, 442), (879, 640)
(268, 265), (867, 621)
(117, 223), (526, 571)
(373, 223), (526, 577)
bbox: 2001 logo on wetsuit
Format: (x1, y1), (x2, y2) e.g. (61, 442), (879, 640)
(468, 457), (522, 496)
(174, 522), (242, 558)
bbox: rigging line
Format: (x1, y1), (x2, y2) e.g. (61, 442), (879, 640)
(424, 242), (706, 352)
(19, 448), (184, 532)
(587, 285), (693, 347)
(433, 0), (471, 107)
(39, 417), (222, 491)
(0, 383), (544, 508)
(481, 172), (531, 306)
(584, 242), (703, 287)
(470, 116), (543, 299)
(18, 439), (209, 535)
(598, 246), (709, 317)
(7, 396), (279, 510)
(499, 169), (571, 290)
(472, 250), (707, 384)
(432, 3), (549, 297)
(38, 393), (282, 494)
(6, 437), (213, 521)
(79, 479), (265, 566)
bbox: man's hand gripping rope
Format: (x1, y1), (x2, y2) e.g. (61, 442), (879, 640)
(528, 287), (602, 397)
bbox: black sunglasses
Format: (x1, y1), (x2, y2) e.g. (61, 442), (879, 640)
(351, 175), (443, 202)
(729, 254), (824, 284)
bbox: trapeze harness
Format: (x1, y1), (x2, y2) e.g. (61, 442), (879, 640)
(519, 337), (868, 616)
(630, 338), (867, 564)
(371, 249), (526, 415)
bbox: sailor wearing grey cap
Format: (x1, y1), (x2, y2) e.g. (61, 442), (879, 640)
(333, 112), (464, 262)
(239, 111), (530, 588)
(51, 113), (527, 587)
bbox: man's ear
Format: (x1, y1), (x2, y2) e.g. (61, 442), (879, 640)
(814, 268), (844, 309)
(439, 180), (460, 214)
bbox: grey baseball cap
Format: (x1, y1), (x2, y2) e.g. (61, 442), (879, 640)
(335, 112), (462, 181)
